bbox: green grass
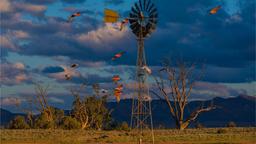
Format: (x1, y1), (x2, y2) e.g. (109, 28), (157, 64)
(1, 128), (255, 144)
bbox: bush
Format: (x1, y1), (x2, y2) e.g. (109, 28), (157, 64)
(118, 122), (130, 131)
(217, 128), (227, 134)
(195, 123), (204, 129)
(226, 121), (236, 127)
(9, 116), (29, 129)
(61, 116), (81, 130)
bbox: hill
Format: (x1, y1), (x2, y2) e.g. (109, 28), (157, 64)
(1, 95), (255, 128)
(107, 95), (256, 128)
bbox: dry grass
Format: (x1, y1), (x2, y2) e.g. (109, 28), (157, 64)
(0, 128), (255, 144)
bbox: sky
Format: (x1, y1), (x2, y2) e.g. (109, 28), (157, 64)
(0, 0), (255, 112)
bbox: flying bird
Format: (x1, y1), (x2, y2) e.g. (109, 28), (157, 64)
(100, 89), (108, 94)
(112, 51), (126, 61)
(142, 66), (152, 75)
(209, 6), (221, 15)
(120, 18), (129, 31)
(114, 90), (122, 103)
(112, 75), (121, 83)
(67, 12), (81, 22)
(159, 68), (166, 72)
(115, 84), (123, 91)
(71, 64), (79, 68)
(65, 74), (71, 80)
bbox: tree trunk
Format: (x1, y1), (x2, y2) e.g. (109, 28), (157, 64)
(177, 121), (190, 130)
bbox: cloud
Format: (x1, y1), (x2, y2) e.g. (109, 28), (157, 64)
(49, 97), (64, 104)
(60, 0), (86, 4)
(13, 30), (30, 39)
(0, 62), (31, 86)
(42, 66), (65, 73)
(0, 0), (12, 12)
(0, 97), (21, 106)
(104, 0), (124, 5)
(190, 81), (250, 100)
(0, 35), (16, 50)
(14, 62), (25, 70)
(76, 25), (131, 51)
(15, 3), (46, 12)
(47, 66), (79, 81)
(225, 14), (243, 24)
(23, 0), (56, 4)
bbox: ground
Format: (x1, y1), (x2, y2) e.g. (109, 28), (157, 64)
(0, 128), (255, 144)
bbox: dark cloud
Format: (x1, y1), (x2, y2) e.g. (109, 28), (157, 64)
(1, 0), (255, 84)
(21, 0), (56, 4)
(60, 0), (86, 4)
(42, 66), (65, 73)
(104, 0), (124, 5)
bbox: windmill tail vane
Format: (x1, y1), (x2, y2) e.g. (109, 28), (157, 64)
(104, 9), (120, 23)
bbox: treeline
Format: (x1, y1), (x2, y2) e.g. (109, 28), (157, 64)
(8, 83), (129, 130)
(8, 95), (129, 130)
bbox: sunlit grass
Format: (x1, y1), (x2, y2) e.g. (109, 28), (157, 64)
(1, 128), (255, 144)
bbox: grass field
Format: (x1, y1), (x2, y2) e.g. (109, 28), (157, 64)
(1, 128), (255, 144)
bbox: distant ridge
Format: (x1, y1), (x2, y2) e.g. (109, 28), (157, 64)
(1, 96), (255, 128)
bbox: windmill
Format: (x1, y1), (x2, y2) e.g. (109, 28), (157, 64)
(105, 0), (158, 143)
(129, 0), (157, 143)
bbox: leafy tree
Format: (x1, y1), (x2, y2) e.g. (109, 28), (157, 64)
(34, 107), (64, 129)
(60, 116), (81, 130)
(9, 116), (29, 129)
(84, 96), (112, 130)
(71, 84), (112, 130)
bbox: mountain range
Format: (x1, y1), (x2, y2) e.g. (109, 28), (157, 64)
(1, 95), (255, 128)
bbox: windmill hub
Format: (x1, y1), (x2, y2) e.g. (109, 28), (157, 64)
(129, 0), (158, 38)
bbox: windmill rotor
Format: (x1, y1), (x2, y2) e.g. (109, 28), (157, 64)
(129, 0), (158, 38)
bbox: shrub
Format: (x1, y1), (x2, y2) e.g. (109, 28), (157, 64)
(226, 121), (236, 127)
(195, 123), (204, 129)
(61, 116), (81, 130)
(9, 116), (29, 129)
(118, 121), (130, 131)
(217, 128), (227, 134)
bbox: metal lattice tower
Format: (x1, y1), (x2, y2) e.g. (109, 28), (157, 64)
(128, 0), (158, 143)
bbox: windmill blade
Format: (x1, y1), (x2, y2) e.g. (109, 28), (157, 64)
(129, 13), (139, 24)
(147, 3), (154, 12)
(150, 8), (157, 16)
(132, 6), (139, 15)
(132, 23), (141, 35)
(130, 22), (140, 31)
(149, 13), (158, 24)
(135, 3), (141, 12)
(146, 23), (156, 31)
(143, 0), (147, 11)
(146, 0), (151, 11)
(139, 0), (143, 11)
(130, 19), (138, 26)
(149, 19), (157, 25)
(130, 12), (139, 19)
(129, 19), (137, 25)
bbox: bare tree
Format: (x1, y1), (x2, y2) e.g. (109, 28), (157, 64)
(152, 61), (216, 130)
(34, 83), (53, 122)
